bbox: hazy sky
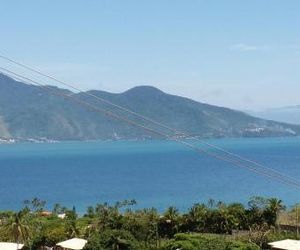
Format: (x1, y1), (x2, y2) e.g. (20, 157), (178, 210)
(1, 0), (300, 110)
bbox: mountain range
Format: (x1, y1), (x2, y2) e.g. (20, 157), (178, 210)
(0, 73), (300, 141)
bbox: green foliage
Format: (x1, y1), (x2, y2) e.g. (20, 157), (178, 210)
(28, 216), (67, 248)
(1, 74), (300, 140)
(162, 233), (259, 250)
(23, 198), (46, 213)
(52, 203), (67, 214)
(246, 197), (285, 227)
(158, 206), (181, 238)
(267, 231), (300, 242)
(0, 197), (293, 249)
(84, 229), (139, 250)
(0, 208), (32, 244)
(65, 207), (80, 238)
(122, 208), (159, 245)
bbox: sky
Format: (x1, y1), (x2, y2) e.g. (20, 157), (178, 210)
(0, 0), (300, 110)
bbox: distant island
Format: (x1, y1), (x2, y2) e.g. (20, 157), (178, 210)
(1, 73), (300, 142)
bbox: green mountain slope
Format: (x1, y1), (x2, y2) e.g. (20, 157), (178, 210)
(0, 73), (299, 140)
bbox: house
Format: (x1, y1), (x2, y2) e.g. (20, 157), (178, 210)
(56, 238), (87, 250)
(268, 239), (300, 250)
(0, 242), (24, 250)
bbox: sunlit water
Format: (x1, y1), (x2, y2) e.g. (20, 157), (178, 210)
(0, 137), (300, 212)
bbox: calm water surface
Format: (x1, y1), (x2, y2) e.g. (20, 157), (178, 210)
(0, 137), (300, 212)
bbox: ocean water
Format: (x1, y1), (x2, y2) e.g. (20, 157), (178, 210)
(0, 137), (300, 212)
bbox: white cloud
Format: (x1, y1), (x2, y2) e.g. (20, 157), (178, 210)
(229, 43), (273, 52)
(230, 43), (300, 52)
(230, 43), (260, 51)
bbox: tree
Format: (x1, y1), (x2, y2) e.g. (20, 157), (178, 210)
(247, 196), (268, 226)
(159, 206), (181, 238)
(85, 206), (95, 218)
(183, 203), (207, 232)
(29, 218), (67, 249)
(52, 203), (67, 215)
(264, 198), (286, 226)
(2, 209), (32, 247)
(65, 207), (80, 238)
(227, 203), (247, 230)
(84, 229), (138, 250)
(90, 200), (136, 234)
(122, 208), (159, 247)
(217, 206), (237, 234)
(24, 198), (46, 213)
(162, 233), (259, 250)
(248, 223), (271, 249)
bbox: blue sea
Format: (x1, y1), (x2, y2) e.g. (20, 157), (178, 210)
(0, 137), (300, 213)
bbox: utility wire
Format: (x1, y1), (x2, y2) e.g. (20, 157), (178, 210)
(0, 55), (298, 186)
(1, 66), (300, 191)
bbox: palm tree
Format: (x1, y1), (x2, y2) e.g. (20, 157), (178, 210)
(65, 208), (80, 238)
(266, 198), (286, 226)
(3, 209), (31, 248)
(207, 198), (215, 209)
(186, 203), (207, 232)
(159, 206), (180, 237)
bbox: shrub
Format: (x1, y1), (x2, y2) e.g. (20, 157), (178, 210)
(162, 233), (259, 250)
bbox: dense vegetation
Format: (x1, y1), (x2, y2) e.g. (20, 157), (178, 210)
(1, 73), (300, 140)
(0, 197), (298, 250)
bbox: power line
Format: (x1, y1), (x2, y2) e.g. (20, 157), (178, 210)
(0, 55), (299, 186)
(1, 66), (300, 191)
